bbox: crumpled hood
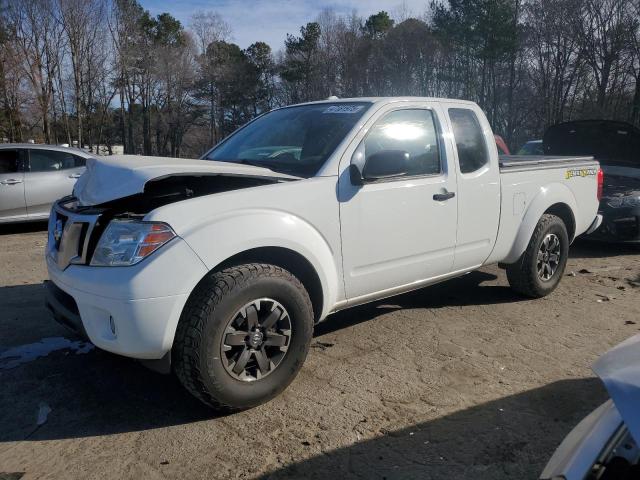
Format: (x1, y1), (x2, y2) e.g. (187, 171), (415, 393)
(73, 155), (299, 206)
(593, 334), (640, 443)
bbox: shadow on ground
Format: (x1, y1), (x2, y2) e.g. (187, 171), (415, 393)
(0, 260), (606, 462)
(261, 377), (606, 479)
(0, 283), (216, 443)
(570, 238), (639, 259)
(0, 221), (48, 236)
(316, 270), (520, 336)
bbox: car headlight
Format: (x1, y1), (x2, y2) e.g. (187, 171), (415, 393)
(90, 220), (176, 266)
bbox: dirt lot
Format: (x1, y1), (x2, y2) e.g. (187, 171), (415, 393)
(0, 223), (639, 480)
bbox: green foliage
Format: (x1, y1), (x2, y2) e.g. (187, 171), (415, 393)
(281, 22), (323, 102)
(363, 11), (394, 38)
(2, 0), (638, 156)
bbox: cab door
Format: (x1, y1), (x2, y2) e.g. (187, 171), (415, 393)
(25, 149), (86, 218)
(444, 104), (501, 270)
(338, 103), (458, 300)
(0, 149), (26, 222)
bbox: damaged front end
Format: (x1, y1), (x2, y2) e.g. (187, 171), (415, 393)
(50, 171), (292, 270)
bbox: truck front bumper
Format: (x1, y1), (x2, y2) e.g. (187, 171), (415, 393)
(45, 237), (208, 360)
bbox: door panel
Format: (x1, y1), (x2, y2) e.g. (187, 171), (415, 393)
(0, 149), (26, 221)
(339, 105), (458, 300)
(445, 105), (501, 270)
(25, 150), (85, 218)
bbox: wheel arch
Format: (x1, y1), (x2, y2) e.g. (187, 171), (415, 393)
(544, 202), (576, 241)
(503, 183), (578, 264)
(211, 246), (325, 323)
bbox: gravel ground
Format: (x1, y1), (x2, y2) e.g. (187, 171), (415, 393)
(0, 222), (639, 480)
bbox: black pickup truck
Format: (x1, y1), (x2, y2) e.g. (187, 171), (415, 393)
(544, 120), (640, 243)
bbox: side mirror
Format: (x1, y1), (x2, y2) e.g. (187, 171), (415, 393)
(362, 150), (409, 181)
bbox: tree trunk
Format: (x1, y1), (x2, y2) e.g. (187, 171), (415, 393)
(631, 73), (640, 127)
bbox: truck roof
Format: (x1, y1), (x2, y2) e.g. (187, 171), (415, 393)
(294, 96), (478, 107)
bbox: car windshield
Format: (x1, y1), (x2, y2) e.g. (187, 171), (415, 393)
(517, 141), (543, 155)
(204, 102), (371, 177)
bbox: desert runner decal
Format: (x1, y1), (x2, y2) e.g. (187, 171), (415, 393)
(565, 167), (598, 179)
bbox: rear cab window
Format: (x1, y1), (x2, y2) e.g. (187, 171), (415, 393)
(449, 108), (489, 174)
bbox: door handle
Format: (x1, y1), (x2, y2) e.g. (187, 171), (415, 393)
(0, 179), (23, 185)
(433, 191), (455, 201)
(68, 173), (82, 179)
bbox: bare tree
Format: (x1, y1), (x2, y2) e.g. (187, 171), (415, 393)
(58, 0), (108, 147)
(576, 0), (636, 114)
(7, 0), (64, 143)
(189, 10), (230, 54)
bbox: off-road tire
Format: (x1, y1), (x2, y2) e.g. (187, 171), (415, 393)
(173, 263), (314, 411)
(506, 214), (569, 298)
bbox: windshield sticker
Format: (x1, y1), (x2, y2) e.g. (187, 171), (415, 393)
(323, 105), (365, 114)
(565, 168), (598, 179)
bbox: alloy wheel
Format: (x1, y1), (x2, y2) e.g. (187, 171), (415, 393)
(537, 233), (561, 281)
(220, 298), (292, 381)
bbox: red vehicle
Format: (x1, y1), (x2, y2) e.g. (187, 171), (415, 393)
(494, 134), (510, 155)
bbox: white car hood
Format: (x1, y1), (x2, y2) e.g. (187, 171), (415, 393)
(593, 333), (640, 443)
(74, 155), (299, 206)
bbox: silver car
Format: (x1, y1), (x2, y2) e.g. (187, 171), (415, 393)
(0, 144), (92, 223)
(541, 335), (640, 479)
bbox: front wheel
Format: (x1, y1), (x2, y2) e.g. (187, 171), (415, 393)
(506, 214), (569, 298)
(173, 263), (314, 411)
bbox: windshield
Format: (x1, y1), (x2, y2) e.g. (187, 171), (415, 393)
(517, 141), (543, 155)
(204, 102), (371, 177)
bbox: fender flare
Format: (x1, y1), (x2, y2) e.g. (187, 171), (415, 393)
(180, 209), (340, 320)
(502, 183), (578, 264)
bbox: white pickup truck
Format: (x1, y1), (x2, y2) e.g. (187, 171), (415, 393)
(45, 97), (603, 410)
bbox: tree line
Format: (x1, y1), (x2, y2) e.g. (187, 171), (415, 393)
(1, 0), (639, 156)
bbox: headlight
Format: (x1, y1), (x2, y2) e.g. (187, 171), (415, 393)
(607, 196), (640, 208)
(90, 220), (176, 266)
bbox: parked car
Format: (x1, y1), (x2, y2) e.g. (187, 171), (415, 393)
(517, 139), (544, 155)
(45, 97), (602, 410)
(540, 334), (640, 479)
(0, 144), (91, 223)
(544, 120), (640, 243)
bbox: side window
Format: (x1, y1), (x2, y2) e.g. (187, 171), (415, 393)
(29, 150), (77, 172)
(0, 150), (19, 173)
(449, 108), (489, 174)
(73, 155), (86, 167)
(363, 109), (441, 176)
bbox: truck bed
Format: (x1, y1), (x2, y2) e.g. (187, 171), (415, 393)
(499, 155), (596, 172)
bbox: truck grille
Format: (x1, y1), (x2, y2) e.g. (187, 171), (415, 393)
(48, 198), (102, 269)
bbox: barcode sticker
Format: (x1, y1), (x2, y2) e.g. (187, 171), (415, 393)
(323, 105), (365, 114)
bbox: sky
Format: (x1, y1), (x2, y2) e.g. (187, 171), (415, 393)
(140, 0), (429, 50)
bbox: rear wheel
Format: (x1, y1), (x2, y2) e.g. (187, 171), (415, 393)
(173, 263), (314, 411)
(506, 214), (569, 298)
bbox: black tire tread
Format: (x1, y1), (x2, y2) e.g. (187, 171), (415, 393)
(172, 263), (312, 411)
(506, 214), (566, 298)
